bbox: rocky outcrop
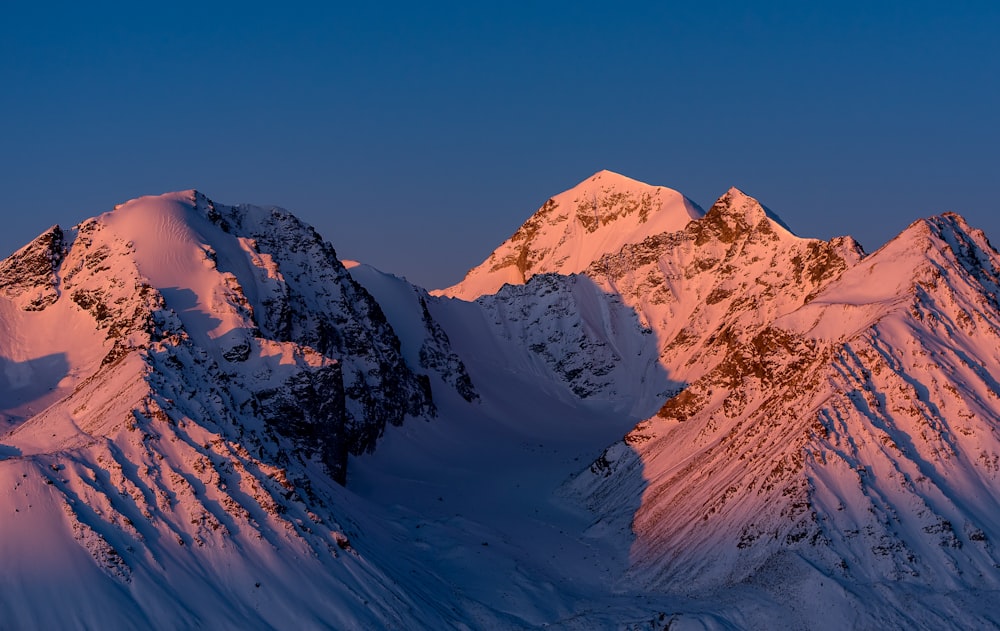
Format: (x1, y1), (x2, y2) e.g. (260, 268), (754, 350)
(585, 187), (865, 386)
(255, 361), (348, 483)
(416, 296), (478, 403)
(0, 225), (66, 311)
(200, 195), (436, 455)
(476, 273), (663, 406)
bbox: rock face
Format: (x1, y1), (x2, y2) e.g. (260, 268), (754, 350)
(340, 260), (480, 406)
(472, 273), (669, 413)
(415, 295), (479, 403)
(0, 225), (66, 311)
(584, 186), (865, 383)
(195, 194), (436, 457)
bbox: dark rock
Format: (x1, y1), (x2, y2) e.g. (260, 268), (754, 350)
(256, 362), (349, 484)
(0, 225), (65, 311)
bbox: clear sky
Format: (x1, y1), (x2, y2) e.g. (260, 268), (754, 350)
(3, 2), (998, 289)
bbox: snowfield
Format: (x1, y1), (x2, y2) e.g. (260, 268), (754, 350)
(1, 173), (1000, 629)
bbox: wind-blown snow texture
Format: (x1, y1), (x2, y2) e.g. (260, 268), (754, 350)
(2, 173), (1000, 629)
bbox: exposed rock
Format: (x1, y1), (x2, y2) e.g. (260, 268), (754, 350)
(416, 296), (478, 403)
(256, 362), (348, 484)
(203, 196), (437, 454)
(0, 225), (66, 311)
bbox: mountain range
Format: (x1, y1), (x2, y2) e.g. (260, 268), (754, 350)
(1, 171), (999, 629)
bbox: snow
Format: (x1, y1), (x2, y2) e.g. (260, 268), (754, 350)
(436, 169), (704, 300)
(101, 191), (249, 349)
(2, 180), (1000, 628)
(345, 262), (434, 372)
(0, 280), (107, 427)
(0, 191), (457, 628)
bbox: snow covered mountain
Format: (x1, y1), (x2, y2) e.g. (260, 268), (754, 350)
(0, 192), (456, 472)
(3, 174), (1000, 628)
(567, 211), (1000, 626)
(0, 191), (475, 627)
(435, 169), (704, 300)
(434, 172), (1000, 627)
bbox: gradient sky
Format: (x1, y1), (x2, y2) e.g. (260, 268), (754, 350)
(3, 2), (998, 289)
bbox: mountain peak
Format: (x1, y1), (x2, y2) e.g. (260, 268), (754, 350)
(877, 211), (983, 253)
(572, 169), (681, 195)
(111, 189), (199, 211)
(581, 169), (646, 187)
(922, 210), (977, 237)
(2, 188), (441, 474)
(778, 211), (1000, 342)
(898, 212), (999, 282)
(436, 172), (703, 299)
(707, 187), (795, 234)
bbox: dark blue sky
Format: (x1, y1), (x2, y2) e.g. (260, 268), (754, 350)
(3, 2), (998, 288)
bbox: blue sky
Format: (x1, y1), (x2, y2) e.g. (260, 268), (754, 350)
(2, 2), (998, 288)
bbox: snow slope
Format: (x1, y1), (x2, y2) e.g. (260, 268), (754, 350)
(0, 226), (107, 427)
(4, 180), (1000, 629)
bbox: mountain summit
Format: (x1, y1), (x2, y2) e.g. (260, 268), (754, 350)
(435, 170), (703, 300)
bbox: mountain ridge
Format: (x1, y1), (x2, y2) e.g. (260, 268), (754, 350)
(564, 188), (1000, 625)
(3, 178), (1000, 628)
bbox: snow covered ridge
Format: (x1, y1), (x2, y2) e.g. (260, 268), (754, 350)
(3, 173), (1000, 627)
(557, 196), (1000, 624)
